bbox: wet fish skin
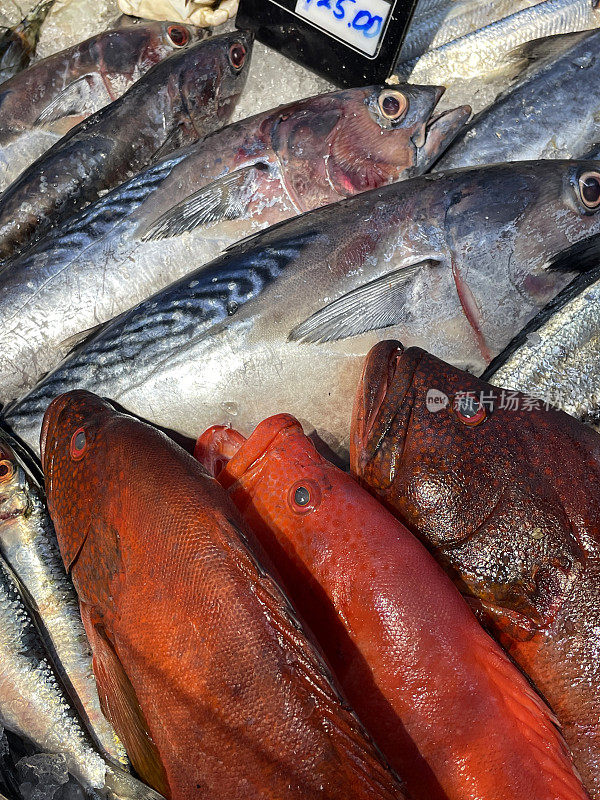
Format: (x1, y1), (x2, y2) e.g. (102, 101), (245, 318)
(436, 30), (600, 169)
(396, 0), (600, 85)
(196, 414), (589, 800)
(0, 21), (206, 192)
(350, 340), (600, 799)
(399, 0), (544, 62)
(482, 268), (600, 427)
(0, 29), (251, 262)
(7, 160), (600, 460)
(0, 550), (162, 800)
(0, 82), (469, 406)
(40, 390), (405, 800)
(0, 1), (55, 84)
(0, 428), (127, 769)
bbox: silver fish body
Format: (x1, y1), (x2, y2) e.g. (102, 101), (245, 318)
(6, 160), (600, 461)
(436, 30), (600, 169)
(400, 0), (544, 61)
(0, 83), (469, 407)
(396, 0), (600, 85)
(0, 30), (252, 262)
(482, 270), (600, 427)
(0, 429), (127, 768)
(0, 22), (207, 192)
(0, 554), (161, 800)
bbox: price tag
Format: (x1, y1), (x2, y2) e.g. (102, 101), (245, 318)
(236, 0), (416, 87)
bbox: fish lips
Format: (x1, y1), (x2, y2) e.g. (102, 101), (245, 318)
(40, 393), (72, 476)
(413, 98), (472, 170)
(351, 341), (422, 479)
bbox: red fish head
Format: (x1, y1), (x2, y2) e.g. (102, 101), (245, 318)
(350, 341), (591, 636)
(196, 414), (395, 596)
(41, 391), (124, 580)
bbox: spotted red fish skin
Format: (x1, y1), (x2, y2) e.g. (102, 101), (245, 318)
(351, 340), (600, 798)
(41, 390), (405, 800)
(196, 414), (591, 800)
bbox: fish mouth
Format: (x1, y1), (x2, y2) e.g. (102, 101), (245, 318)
(40, 393), (71, 475)
(350, 341), (422, 476)
(196, 414), (300, 489)
(414, 97), (472, 166)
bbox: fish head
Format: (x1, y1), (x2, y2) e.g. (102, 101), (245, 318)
(97, 22), (204, 95)
(195, 414), (353, 553)
(351, 341), (586, 637)
(40, 390), (129, 594)
(0, 430), (32, 522)
(178, 30), (253, 130)
(268, 84), (471, 198)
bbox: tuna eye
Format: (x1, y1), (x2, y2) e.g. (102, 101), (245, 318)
(70, 427), (87, 460)
(378, 90), (408, 121)
(288, 480), (321, 514)
(167, 26), (189, 48)
(0, 460), (14, 483)
(229, 43), (247, 70)
(453, 394), (487, 427)
(579, 171), (600, 210)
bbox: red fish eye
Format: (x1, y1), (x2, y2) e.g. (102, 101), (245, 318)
(70, 427), (88, 460)
(168, 25), (189, 48)
(229, 43), (246, 70)
(288, 480), (321, 514)
(579, 171), (600, 210)
(378, 89), (408, 121)
(0, 460), (14, 483)
(453, 394), (487, 427)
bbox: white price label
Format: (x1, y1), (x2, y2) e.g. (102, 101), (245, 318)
(295, 0), (391, 57)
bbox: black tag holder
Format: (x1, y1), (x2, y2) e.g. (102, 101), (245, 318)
(236, 0), (418, 88)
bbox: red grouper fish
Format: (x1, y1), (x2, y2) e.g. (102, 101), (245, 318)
(350, 340), (600, 799)
(195, 414), (589, 800)
(40, 390), (405, 800)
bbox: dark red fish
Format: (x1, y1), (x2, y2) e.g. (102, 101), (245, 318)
(41, 390), (404, 800)
(351, 340), (600, 799)
(196, 413), (589, 800)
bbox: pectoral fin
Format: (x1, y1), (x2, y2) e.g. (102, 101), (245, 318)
(81, 605), (169, 797)
(142, 164), (267, 241)
(289, 262), (430, 343)
(34, 76), (111, 132)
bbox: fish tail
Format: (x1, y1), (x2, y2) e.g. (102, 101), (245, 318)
(480, 641), (589, 800)
(104, 765), (166, 800)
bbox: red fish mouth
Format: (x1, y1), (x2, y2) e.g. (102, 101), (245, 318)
(351, 341), (421, 475)
(196, 414), (300, 489)
(40, 393), (72, 475)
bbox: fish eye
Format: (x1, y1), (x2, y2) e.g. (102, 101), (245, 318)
(167, 25), (189, 48)
(229, 42), (247, 71)
(578, 171), (600, 211)
(378, 90), (408, 121)
(70, 427), (88, 460)
(0, 460), (14, 483)
(288, 480), (321, 514)
(453, 394), (487, 427)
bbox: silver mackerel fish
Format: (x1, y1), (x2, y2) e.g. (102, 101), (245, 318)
(6, 160), (600, 462)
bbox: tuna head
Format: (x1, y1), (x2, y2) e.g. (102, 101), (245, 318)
(97, 21), (206, 95)
(350, 340), (600, 639)
(268, 84), (471, 205)
(175, 30), (253, 134)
